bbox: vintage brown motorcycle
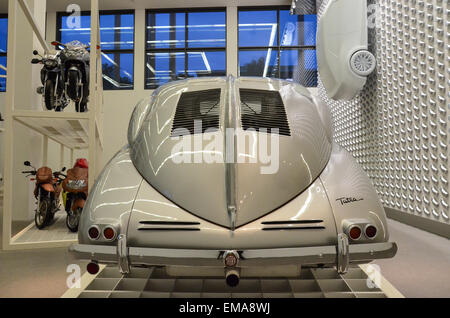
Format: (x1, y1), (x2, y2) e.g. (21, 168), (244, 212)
(22, 161), (66, 229)
(62, 158), (89, 232)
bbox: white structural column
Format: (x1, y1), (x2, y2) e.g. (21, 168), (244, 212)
(2, 0), (18, 249)
(226, 6), (238, 77)
(88, 0), (99, 189)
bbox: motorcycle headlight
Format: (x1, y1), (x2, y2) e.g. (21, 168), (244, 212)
(45, 59), (58, 68)
(66, 180), (87, 190)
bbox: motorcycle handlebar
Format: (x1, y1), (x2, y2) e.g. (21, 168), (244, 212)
(22, 171), (37, 176)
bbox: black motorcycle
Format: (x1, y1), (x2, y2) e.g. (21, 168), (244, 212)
(54, 40), (90, 113)
(31, 49), (68, 112)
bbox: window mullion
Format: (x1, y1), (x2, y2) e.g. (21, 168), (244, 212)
(185, 11), (188, 77)
(277, 9), (281, 79)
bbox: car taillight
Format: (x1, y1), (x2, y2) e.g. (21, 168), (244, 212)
(103, 227), (116, 240)
(88, 226), (100, 240)
(365, 225), (377, 239)
(348, 226), (362, 240)
(87, 262), (99, 275)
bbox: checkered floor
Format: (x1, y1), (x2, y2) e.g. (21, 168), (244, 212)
(76, 265), (388, 298)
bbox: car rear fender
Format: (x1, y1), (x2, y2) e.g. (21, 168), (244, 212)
(77, 146), (143, 245)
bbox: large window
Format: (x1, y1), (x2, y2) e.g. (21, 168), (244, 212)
(145, 8), (226, 89)
(0, 14), (7, 92)
(238, 7), (317, 87)
(57, 10), (135, 90)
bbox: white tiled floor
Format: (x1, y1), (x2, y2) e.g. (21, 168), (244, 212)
(12, 210), (77, 243)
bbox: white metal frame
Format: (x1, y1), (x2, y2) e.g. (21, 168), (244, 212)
(1, 0), (103, 250)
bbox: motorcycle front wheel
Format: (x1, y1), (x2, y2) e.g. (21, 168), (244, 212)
(66, 207), (81, 232)
(44, 79), (56, 110)
(35, 197), (51, 229)
(67, 70), (80, 101)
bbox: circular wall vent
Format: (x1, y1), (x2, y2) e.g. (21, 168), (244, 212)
(350, 50), (376, 76)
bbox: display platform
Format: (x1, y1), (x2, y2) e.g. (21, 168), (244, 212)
(11, 210), (77, 244)
(63, 265), (403, 298)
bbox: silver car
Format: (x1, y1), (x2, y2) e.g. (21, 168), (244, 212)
(70, 76), (396, 287)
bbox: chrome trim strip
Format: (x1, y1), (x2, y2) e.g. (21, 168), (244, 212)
(262, 220), (324, 225)
(137, 228), (200, 231)
(225, 75), (238, 231)
(70, 241), (397, 268)
(262, 226), (326, 231)
(139, 221), (201, 226)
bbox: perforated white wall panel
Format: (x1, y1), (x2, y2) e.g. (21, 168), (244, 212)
(317, 0), (449, 224)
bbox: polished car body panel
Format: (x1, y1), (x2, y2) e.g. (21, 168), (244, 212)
(127, 178), (338, 249)
(130, 78), (230, 226)
(78, 146), (143, 245)
(128, 95), (154, 144)
(233, 78), (332, 226)
(319, 143), (389, 243)
(130, 77), (331, 227)
(75, 77), (396, 273)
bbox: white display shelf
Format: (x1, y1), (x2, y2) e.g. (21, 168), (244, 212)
(11, 210), (77, 245)
(13, 112), (90, 149)
(1, 0), (103, 251)
(12, 109), (90, 119)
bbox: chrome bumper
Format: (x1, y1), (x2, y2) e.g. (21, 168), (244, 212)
(69, 234), (397, 275)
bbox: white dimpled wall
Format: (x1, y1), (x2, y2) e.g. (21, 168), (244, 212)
(317, 0), (449, 224)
